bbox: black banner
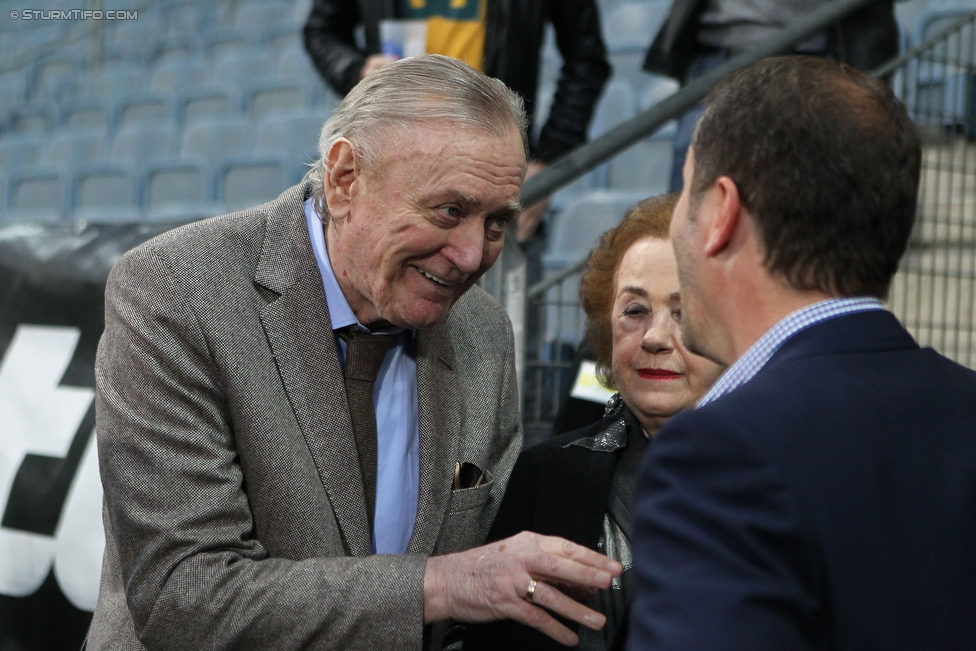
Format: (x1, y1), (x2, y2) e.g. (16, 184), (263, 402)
(0, 221), (185, 651)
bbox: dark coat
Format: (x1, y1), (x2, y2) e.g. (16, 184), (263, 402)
(302, 0), (611, 162)
(643, 0), (899, 80)
(466, 404), (643, 651)
(628, 310), (976, 650)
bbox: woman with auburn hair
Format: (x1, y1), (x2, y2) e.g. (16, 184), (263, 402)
(466, 193), (724, 651)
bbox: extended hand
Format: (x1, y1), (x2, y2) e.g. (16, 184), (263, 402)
(423, 531), (622, 646)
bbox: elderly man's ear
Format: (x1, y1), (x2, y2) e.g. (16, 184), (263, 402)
(323, 138), (360, 221)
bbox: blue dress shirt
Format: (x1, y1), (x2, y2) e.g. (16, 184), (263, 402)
(304, 198), (420, 555)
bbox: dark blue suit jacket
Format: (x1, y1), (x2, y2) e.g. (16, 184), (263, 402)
(627, 310), (976, 650)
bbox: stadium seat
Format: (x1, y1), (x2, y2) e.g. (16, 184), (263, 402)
(254, 111), (326, 166)
(110, 122), (180, 164)
(150, 55), (210, 96)
(87, 61), (147, 98)
(181, 115), (256, 162)
(5, 169), (68, 222)
(545, 190), (648, 268)
(177, 85), (242, 125)
(0, 134), (43, 170)
(9, 105), (54, 133)
(71, 165), (140, 222)
(218, 156), (291, 212)
(113, 94), (173, 128)
(30, 58), (82, 103)
(142, 160), (219, 221)
(213, 51), (277, 91)
(588, 80), (639, 187)
(246, 81), (314, 120)
(61, 100), (111, 131)
(39, 129), (108, 170)
(233, 0), (292, 35)
(541, 190), (649, 345)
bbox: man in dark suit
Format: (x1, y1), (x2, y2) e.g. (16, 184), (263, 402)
(86, 55), (619, 651)
(627, 56), (976, 650)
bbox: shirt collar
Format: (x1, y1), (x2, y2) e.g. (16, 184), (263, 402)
(303, 198), (404, 336)
(697, 296), (884, 407)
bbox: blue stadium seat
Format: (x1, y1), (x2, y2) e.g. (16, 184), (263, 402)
(150, 54), (210, 96)
(87, 61), (147, 99)
(113, 94), (174, 129)
(110, 122), (180, 164)
(587, 79), (639, 188)
(163, 1), (216, 41)
(246, 81), (315, 120)
(39, 129), (108, 170)
(213, 51), (278, 91)
(276, 39), (321, 82)
(181, 115), (256, 162)
(177, 84), (242, 125)
(218, 156), (292, 212)
(103, 7), (164, 62)
(254, 111), (326, 166)
(0, 134), (43, 170)
(60, 100), (111, 131)
(0, 70), (28, 112)
(604, 2), (671, 89)
(5, 169), (69, 222)
(233, 0), (293, 36)
(9, 104), (55, 133)
(545, 190), (648, 268)
(71, 165), (140, 222)
(142, 160), (219, 221)
(29, 58), (82, 103)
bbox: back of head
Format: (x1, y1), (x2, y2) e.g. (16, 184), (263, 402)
(690, 56), (921, 299)
(307, 54), (528, 217)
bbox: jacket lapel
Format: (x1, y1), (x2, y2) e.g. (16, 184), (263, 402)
(255, 184), (372, 556)
(408, 323), (461, 555)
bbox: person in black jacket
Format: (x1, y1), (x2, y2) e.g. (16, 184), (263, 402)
(303, 0), (611, 242)
(466, 193), (724, 651)
(643, 0), (899, 190)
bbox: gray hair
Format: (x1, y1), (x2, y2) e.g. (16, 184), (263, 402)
(304, 54), (528, 221)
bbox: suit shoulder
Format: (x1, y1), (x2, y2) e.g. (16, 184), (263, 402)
(449, 285), (509, 331)
(445, 285), (513, 358)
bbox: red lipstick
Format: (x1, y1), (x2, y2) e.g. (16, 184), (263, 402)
(637, 369), (681, 380)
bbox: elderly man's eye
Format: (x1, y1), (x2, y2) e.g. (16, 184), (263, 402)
(439, 205), (462, 219)
(485, 214), (512, 239)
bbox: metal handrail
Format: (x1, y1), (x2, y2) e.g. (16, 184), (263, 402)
(520, 0), (892, 208)
(871, 11), (976, 78)
(522, 0), (976, 301)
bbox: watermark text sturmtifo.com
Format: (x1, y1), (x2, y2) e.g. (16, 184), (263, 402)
(8, 9), (138, 20)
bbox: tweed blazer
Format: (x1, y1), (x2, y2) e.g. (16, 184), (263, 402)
(85, 181), (522, 651)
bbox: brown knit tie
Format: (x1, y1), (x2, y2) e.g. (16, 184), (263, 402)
(338, 327), (393, 534)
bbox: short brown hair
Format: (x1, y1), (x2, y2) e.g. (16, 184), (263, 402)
(580, 193), (678, 388)
(691, 56), (921, 299)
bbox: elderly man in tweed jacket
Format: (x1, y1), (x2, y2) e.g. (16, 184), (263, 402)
(85, 55), (620, 651)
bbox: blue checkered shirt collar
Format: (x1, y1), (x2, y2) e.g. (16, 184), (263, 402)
(697, 297), (885, 407)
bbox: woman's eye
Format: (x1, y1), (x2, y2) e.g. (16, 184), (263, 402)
(623, 305), (647, 317)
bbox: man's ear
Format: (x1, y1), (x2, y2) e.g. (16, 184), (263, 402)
(704, 176), (742, 257)
(323, 138), (359, 222)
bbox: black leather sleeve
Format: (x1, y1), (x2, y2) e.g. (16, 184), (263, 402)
(303, 0), (367, 96)
(534, 0), (612, 163)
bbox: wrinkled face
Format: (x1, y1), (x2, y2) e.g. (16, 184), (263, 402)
(610, 236), (724, 433)
(669, 147), (712, 360)
(326, 124), (525, 328)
